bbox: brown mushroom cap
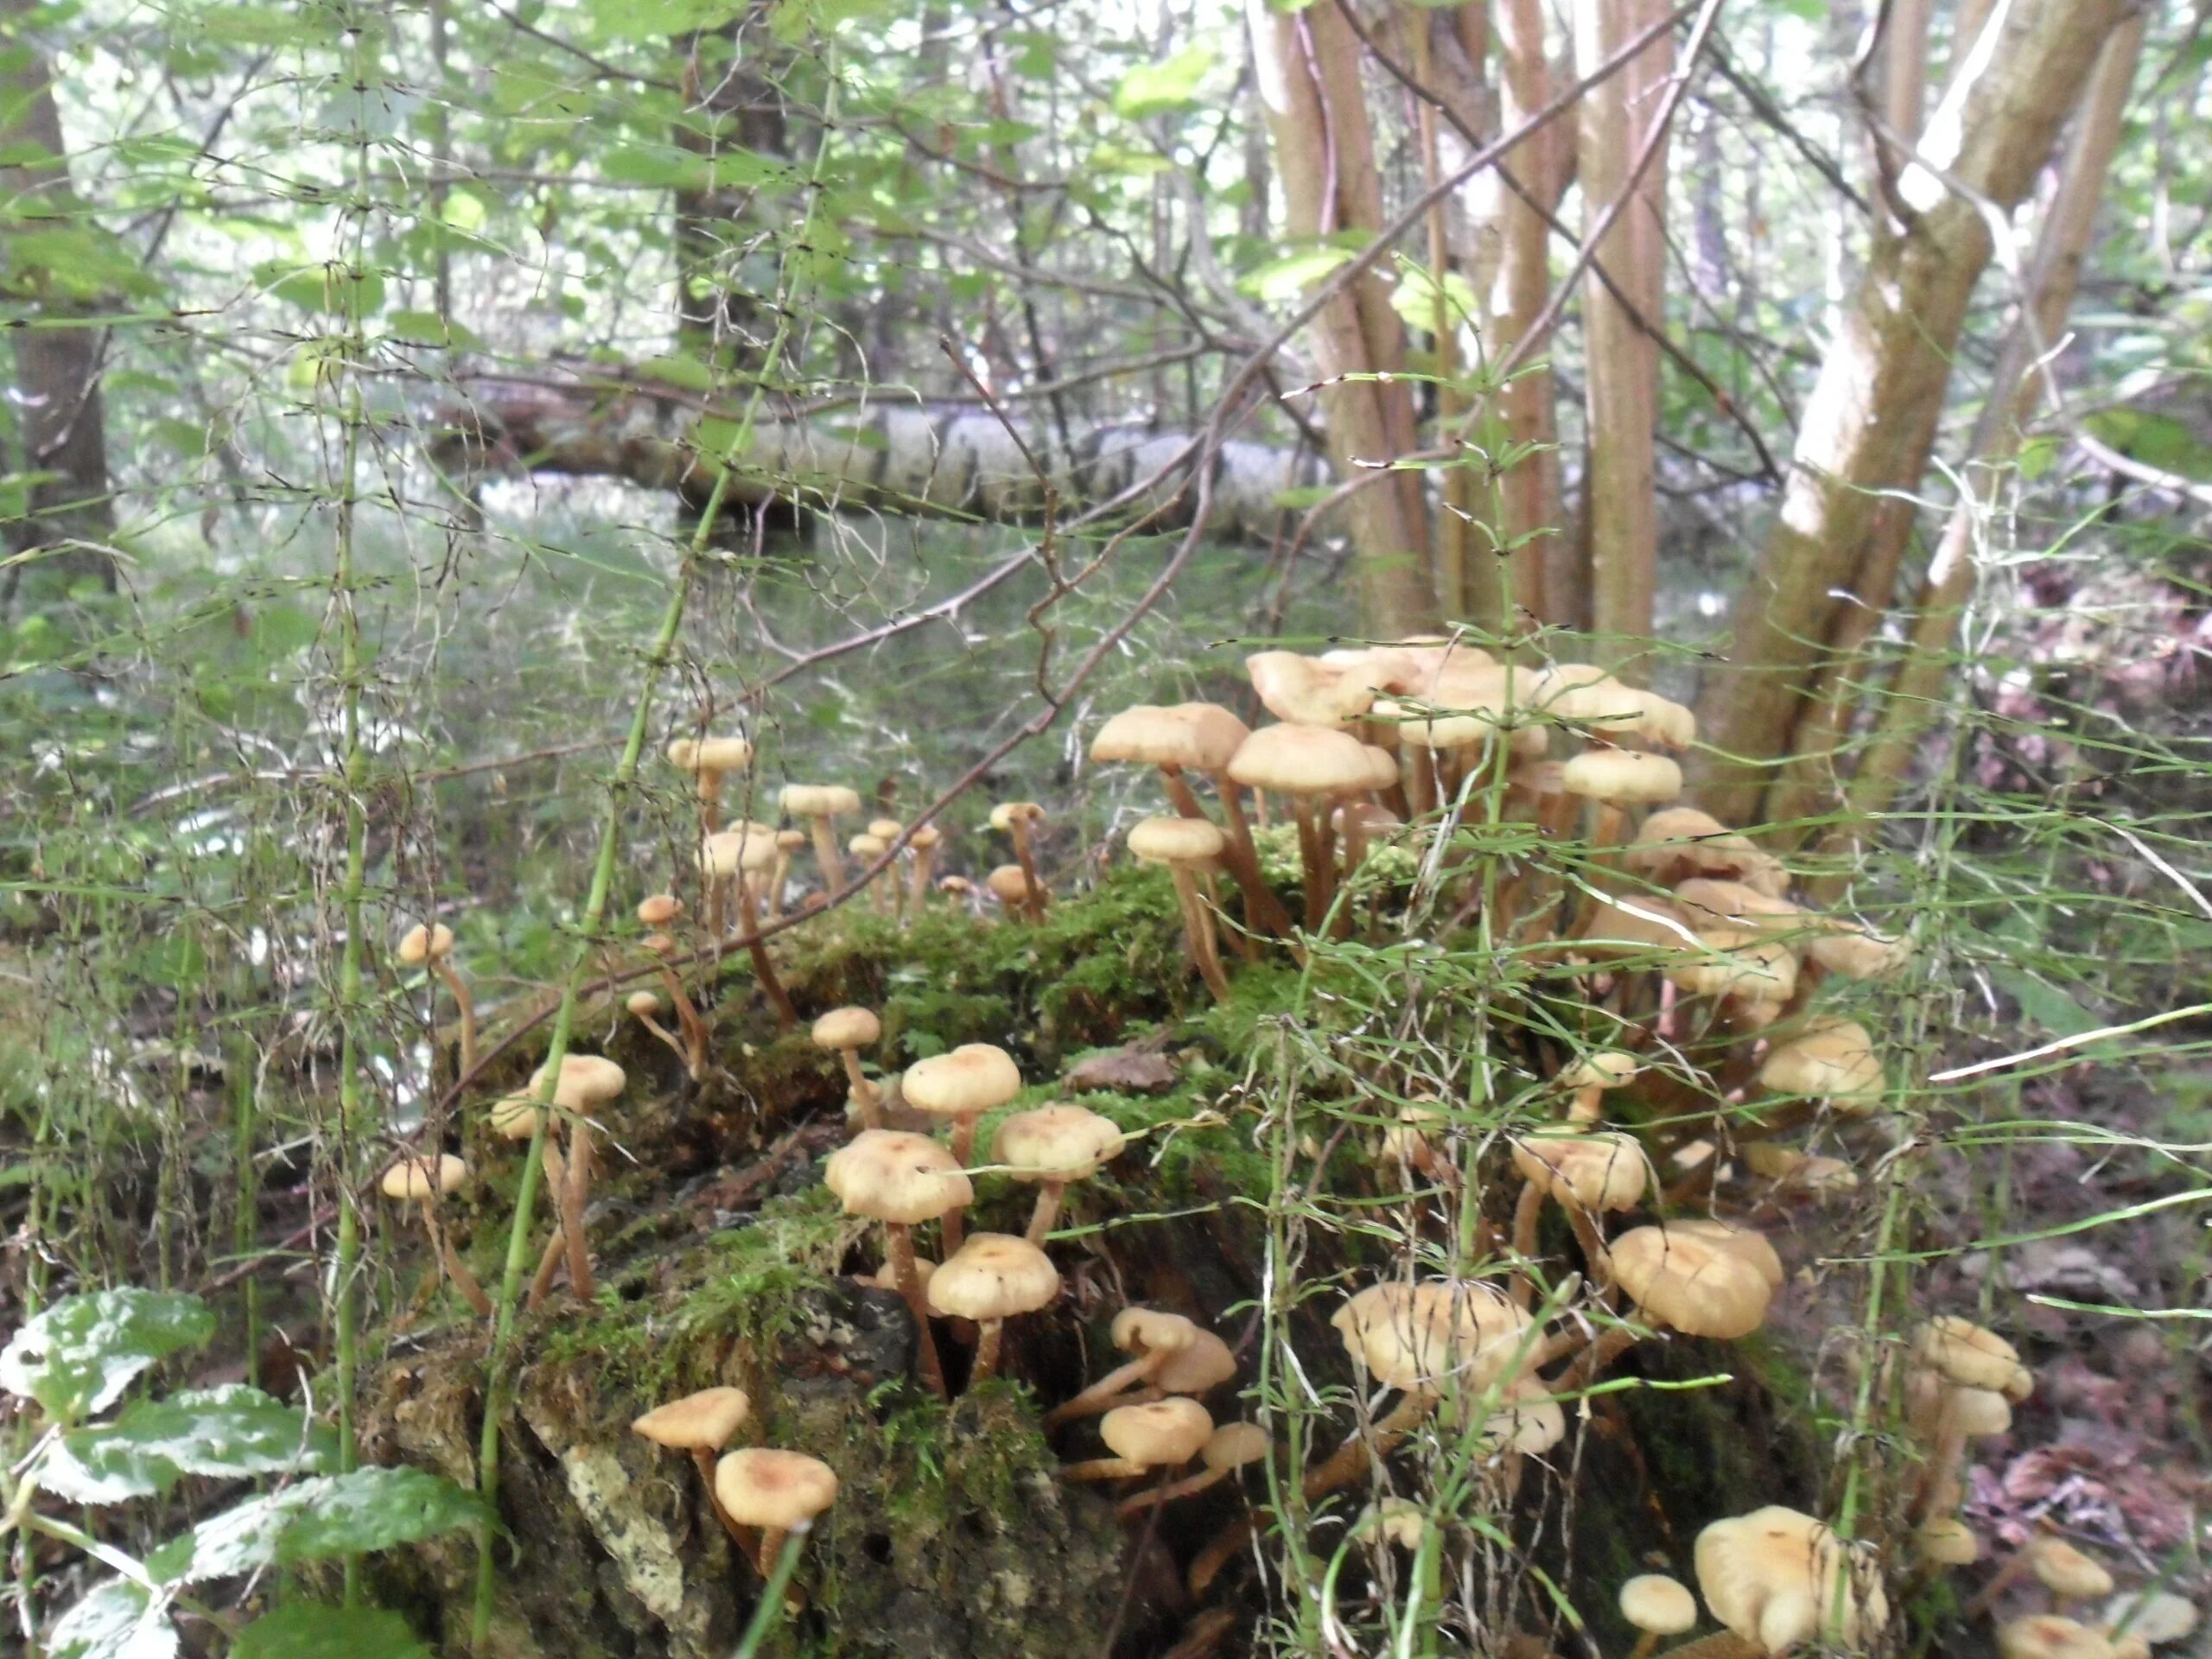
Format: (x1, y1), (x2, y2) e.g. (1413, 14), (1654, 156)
(984, 864), (1035, 905)
(713, 1448), (839, 1530)
(1128, 815), (1227, 866)
(775, 829), (810, 854)
(811, 1007), (883, 1052)
(1561, 747), (1682, 805)
(867, 817), (904, 841)
(637, 893), (683, 927)
(781, 784), (862, 818)
(1913, 1315), (2034, 1402)
(666, 735), (753, 774)
(1331, 1280), (1535, 1394)
(397, 922), (455, 966)
(1624, 808), (1780, 888)
(1675, 878), (1806, 938)
(1226, 722), (1379, 798)
(1153, 1329), (1238, 1394)
(904, 1044), (1024, 1120)
(1619, 1574), (1698, 1637)
(1510, 1130), (1650, 1211)
(1100, 1397), (1213, 1469)
(1471, 1380), (1567, 1455)
(1092, 703), (1248, 772)
(1999, 1617), (2117, 1659)
(1110, 1306), (1199, 1357)
(989, 800), (1046, 834)
(530, 1054), (628, 1111)
(2032, 1540), (2115, 1601)
(1580, 896), (1700, 960)
(1610, 1224), (1775, 1338)
(632, 1386), (752, 1451)
(1694, 1505), (1888, 1655)
(1667, 928), (1798, 1003)
(926, 1232), (1061, 1321)
(823, 1129), (974, 1224)
(993, 1104), (1127, 1183)
(626, 989), (662, 1018)
(1807, 921), (1911, 979)
(380, 1153), (468, 1200)
(1562, 1051), (1640, 1091)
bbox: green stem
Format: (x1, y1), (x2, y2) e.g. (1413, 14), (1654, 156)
(729, 1525), (809, 1659)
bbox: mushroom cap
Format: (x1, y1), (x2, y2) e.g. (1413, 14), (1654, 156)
(867, 817), (903, 840)
(714, 1448), (838, 1529)
(1668, 928), (1798, 1003)
(1629, 690), (1698, 751)
(2032, 1539), (2115, 1601)
(823, 1128), (974, 1224)
(909, 823), (943, 849)
(2101, 1591), (2199, 1645)
(1166, 703), (1253, 771)
(1562, 1051), (1640, 1090)
(1808, 920), (1911, 979)
(1382, 664), (1547, 754)
(1949, 1384), (2014, 1437)
(1914, 1517), (1980, 1567)
(397, 922), (455, 966)
(985, 865), (1035, 904)
(775, 829), (809, 852)
(1660, 1217), (1785, 1291)
(1100, 1397), (1213, 1468)
(904, 1043), (1023, 1119)
(1619, 1573), (1699, 1637)
(1358, 1497), (1427, 1550)
(848, 832), (887, 860)
(1530, 664), (1643, 734)
(1675, 879), (1805, 937)
(1610, 1224), (1775, 1338)
(927, 1232), (1061, 1321)
(1624, 809), (1780, 889)
(1091, 703), (1249, 772)
(1758, 1020), (1884, 1107)
(1913, 1315), (2034, 1401)
(993, 1103), (1127, 1183)
(1694, 1505), (1888, 1655)
(381, 1154), (468, 1200)
(1153, 1329), (1237, 1394)
(1110, 1306), (1199, 1357)
(1741, 1142), (1860, 1196)
(1561, 747), (1682, 804)
(529, 1054), (627, 1110)
(702, 823), (781, 876)
(811, 1007), (882, 1052)
(1331, 1280), (1535, 1395)
(781, 784), (861, 817)
(1580, 896), (1699, 960)
(989, 800), (1046, 832)
(487, 1094), (545, 1142)
(632, 1386), (752, 1451)
(1128, 815), (1227, 867)
(665, 735), (753, 773)
(1246, 651), (1376, 728)
(626, 990), (662, 1017)
(1200, 1422), (1269, 1471)
(1226, 722), (1379, 797)
(636, 893), (683, 927)
(1472, 1380), (1567, 1455)
(1509, 1130), (1650, 1211)
(1999, 1617), (2116, 1659)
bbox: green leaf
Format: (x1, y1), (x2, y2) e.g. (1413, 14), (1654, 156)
(1112, 45), (1216, 118)
(2084, 408), (2212, 482)
(149, 1466), (487, 1585)
(0, 1290), (213, 1421)
(1239, 245), (1356, 304)
(257, 262), (385, 317)
(383, 310), (486, 351)
(600, 143), (711, 191)
(1388, 253), (1480, 336)
(46, 1579), (177, 1659)
(232, 1605), (431, 1659)
(45, 1386), (338, 1503)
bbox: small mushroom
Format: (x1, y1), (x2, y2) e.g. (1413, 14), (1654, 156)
(766, 829), (809, 918)
(901, 1042), (1023, 1252)
(1043, 1307), (1203, 1426)
(702, 823), (797, 1027)
(525, 1054), (627, 1303)
(633, 1388), (753, 1548)
(634, 896), (708, 1077)
(1507, 1128), (1649, 1296)
(810, 1007), (885, 1131)
(906, 823), (943, 918)
(1624, 806), (1783, 892)
(823, 1128), (972, 1398)
(1226, 723), (1379, 930)
(1127, 816), (1232, 1000)
(989, 801), (1050, 918)
(1062, 1396), (1213, 1482)
(1694, 1505), (1887, 1656)
(1115, 1421), (1268, 1520)
(927, 1231), (1060, 1383)
(1580, 1222), (1777, 1377)
(984, 863), (1038, 919)
(847, 831), (892, 916)
(1560, 1050), (1639, 1124)
(398, 922), (477, 1080)
(1560, 747), (1682, 856)
(626, 990), (690, 1066)
(1915, 1516), (1981, 1570)
(1758, 1017), (1885, 1116)
(664, 734), (753, 835)
(713, 1448), (837, 1579)
(1999, 1617), (2118, 1659)
(780, 784), (862, 891)
(379, 1154), (492, 1317)
(993, 1103), (1127, 1243)
(2101, 1592), (2198, 1651)
(1618, 1573), (1697, 1659)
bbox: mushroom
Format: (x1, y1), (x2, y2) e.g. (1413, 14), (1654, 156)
(2000, 1618), (2119, 1659)
(984, 863), (1039, 920)
(492, 1093), (581, 1309)
(1115, 1421), (1268, 1520)
(398, 922), (477, 1080)
(1062, 1396), (1213, 1482)
(633, 1388), (753, 1548)
(810, 1007), (884, 1132)
(780, 784), (861, 890)
(937, 874), (976, 913)
(1561, 1050), (1639, 1124)
(1245, 651), (1378, 728)
(713, 1448), (837, 1579)
(843, 831), (892, 917)
(665, 734), (753, 835)
(1507, 1128), (1649, 1296)
(823, 1128), (972, 1398)
(1911, 1313), (2034, 1515)
(993, 1103), (1127, 1243)
(379, 1154), (492, 1317)
(1758, 1017), (1885, 1114)
(1624, 806), (1784, 893)
(927, 1231), (1060, 1383)
(1560, 747), (1682, 857)
(1619, 1573), (1698, 1659)
(988, 801), (1049, 919)
(1044, 1307), (1205, 1426)
(1695, 1506), (1887, 1656)
(1805, 918), (1911, 983)
(1915, 1516), (1981, 1569)
(1226, 723), (1380, 930)
(525, 1054), (626, 1304)
(766, 829), (809, 918)
(906, 823), (943, 918)
(626, 990), (691, 1068)
(1741, 1142), (1859, 1198)
(634, 896), (709, 1077)
(901, 1042), (1023, 1252)
(702, 823), (797, 1027)
(1127, 816), (1232, 1000)
(1583, 1222), (1777, 1377)
(2102, 1592), (2199, 1652)
(1357, 1497), (1429, 1552)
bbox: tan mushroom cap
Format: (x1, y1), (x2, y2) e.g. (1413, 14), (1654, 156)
(1742, 1142), (1860, 1196)
(1610, 1224), (1775, 1339)
(1808, 920), (1911, 979)
(665, 735), (753, 773)
(1694, 1505), (1888, 1655)
(775, 829), (809, 853)
(927, 1232), (1061, 1321)
(637, 893), (683, 927)
(1153, 1328), (1238, 1394)
(1530, 664), (1643, 732)
(989, 800), (1046, 833)
(397, 922), (455, 966)
(702, 823), (780, 876)
(848, 832), (887, 861)
(1913, 1315), (2034, 1402)
(1382, 664), (1548, 756)
(1471, 1380), (1567, 1455)
(713, 1448), (839, 1530)
(1580, 896), (1699, 959)
(1625, 808), (1780, 889)
(1628, 689), (1697, 751)
(904, 1043), (1024, 1119)
(1668, 928), (1798, 1003)
(380, 1154), (468, 1200)
(1246, 651), (1377, 728)
(2032, 1540), (2115, 1601)
(1999, 1617), (2117, 1659)
(1949, 1385), (2015, 1437)
(626, 989), (662, 1017)
(994, 1103), (1127, 1182)
(487, 1094), (545, 1142)
(1200, 1421), (1269, 1471)
(1675, 879), (1806, 937)
(866, 818), (903, 842)
(1128, 815), (1227, 866)
(823, 1128), (974, 1224)
(1562, 747), (1682, 804)
(1563, 1051), (1640, 1090)
(1510, 1130), (1650, 1211)
(1110, 1306), (1199, 1357)
(2101, 1592), (2199, 1646)
(530, 1054), (627, 1111)
(1226, 722), (1379, 797)
(1091, 703), (1250, 772)
(632, 1386), (752, 1451)
(1331, 1280), (1535, 1395)
(985, 865), (1035, 904)
(1100, 1396), (1213, 1468)
(1759, 1018), (1884, 1104)
(811, 1007), (882, 1052)
(1619, 1573), (1699, 1637)
(1915, 1516), (1980, 1567)
(1359, 1497), (1427, 1550)
(781, 784), (862, 818)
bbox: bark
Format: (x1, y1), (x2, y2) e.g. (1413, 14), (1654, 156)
(1690, 0), (2129, 823)
(1883, 0), (1935, 148)
(1246, 0), (1438, 636)
(430, 378), (1325, 543)
(0, 0), (116, 599)
(1803, 14), (2145, 878)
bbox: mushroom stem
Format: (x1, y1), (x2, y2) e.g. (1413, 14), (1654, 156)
(432, 961), (478, 1080)
(647, 955), (709, 1080)
(1179, 766), (1289, 940)
(1289, 795), (1329, 931)
(416, 1198), (493, 1317)
(690, 1446), (752, 1551)
(563, 1121), (596, 1303)
(942, 1117), (981, 1254)
(836, 1048), (882, 1133)
(766, 849), (791, 920)
(1166, 869), (1231, 1001)
(751, 1527), (785, 1580)
(1026, 1179), (1068, 1246)
(740, 882), (798, 1030)
(1592, 801), (1629, 861)
(527, 1225), (566, 1311)
(1114, 1466), (1226, 1521)
(1509, 1178), (1545, 1308)
(1008, 822), (1049, 920)
(1911, 1392), (1971, 1522)
(1042, 1348), (1174, 1427)
(1058, 1457), (1147, 1481)
(972, 1319), (1007, 1383)
(696, 767), (725, 836)
(807, 814), (845, 891)
(1563, 1204), (1614, 1293)
(633, 1006), (691, 1069)
(908, 840), (938, 916)
(526, 1141), (572, 1310)
(885, 1223), (948, 1400)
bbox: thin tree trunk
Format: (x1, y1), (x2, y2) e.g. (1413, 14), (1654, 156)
(1689, 0), (2128, 823)
(1884, 0), (1936, 148)
(0, 0), (116, 601)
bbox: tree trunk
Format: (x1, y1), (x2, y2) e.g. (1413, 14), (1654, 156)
(1690, 0), (2128, 824)
(0, 0), (116, 601)
(1245, 0), (1438, 637)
